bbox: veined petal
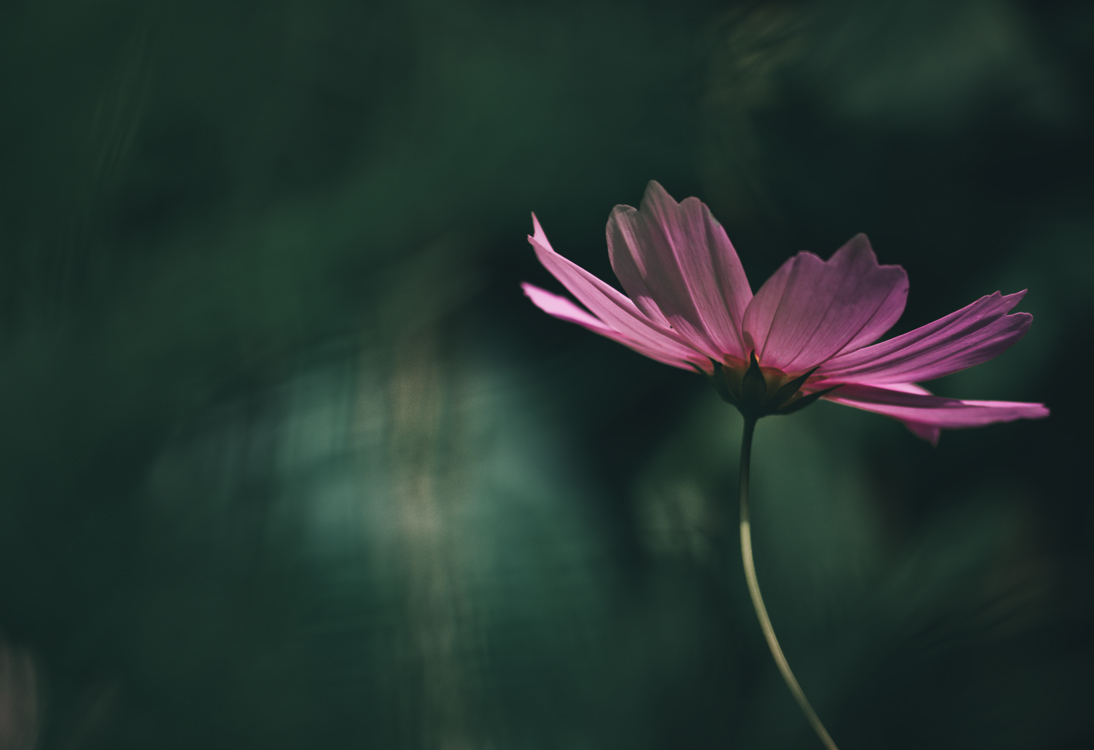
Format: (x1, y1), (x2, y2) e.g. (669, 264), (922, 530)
(527, 215), (709, 370)
(521, 283), (702, 370)
(521, 282), (614, 332)
(607, 181), (753, 361)
(815, 291), (1032, 385)
(823, 382), (1049, 443)
(849, 382), (942, 443)
(743, 235), (909, 373)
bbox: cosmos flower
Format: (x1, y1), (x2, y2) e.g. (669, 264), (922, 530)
(522, 181), (1048, 443)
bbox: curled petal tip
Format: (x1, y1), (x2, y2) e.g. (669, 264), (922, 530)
(528, 213), (555, 253)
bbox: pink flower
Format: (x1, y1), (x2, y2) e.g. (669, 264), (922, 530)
(522, 181), (1048, 444)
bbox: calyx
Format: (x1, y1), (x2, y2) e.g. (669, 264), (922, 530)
(708, 351), (838, 420)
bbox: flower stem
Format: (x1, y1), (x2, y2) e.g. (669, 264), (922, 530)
(738, 417), (839, 750)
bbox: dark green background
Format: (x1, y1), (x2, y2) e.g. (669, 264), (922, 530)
(1, 1), (1091, 748)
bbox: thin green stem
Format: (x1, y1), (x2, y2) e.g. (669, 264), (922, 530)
(739, 417), (839, 750)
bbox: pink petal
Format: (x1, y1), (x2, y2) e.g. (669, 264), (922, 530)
(853, 382), (941, 443)
(521, 283), (701, 370)
(743, 235), (909, 373)
(606, 181), (753, 361)
(823, 382), (1049, 443)
(526, 215), (710, 371)
(521, 282), (615, 332)
(814, 292), (1032, 386)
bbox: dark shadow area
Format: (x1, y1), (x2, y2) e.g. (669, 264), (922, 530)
(0, 0), (1091, 747)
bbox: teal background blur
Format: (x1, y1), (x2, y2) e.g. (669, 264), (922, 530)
(0, 1), (1091, 748)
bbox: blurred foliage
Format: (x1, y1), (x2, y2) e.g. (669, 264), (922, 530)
(0, 0), (1091, 748)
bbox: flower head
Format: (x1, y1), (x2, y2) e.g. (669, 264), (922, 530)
(522, 181), (1048, 443)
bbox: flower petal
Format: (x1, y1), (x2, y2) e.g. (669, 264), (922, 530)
(521, 283), (701, 370)
(850, 382), (944, 443)
(743, 234), (909, 373)
(815, 292), (1032, 385)
(521, 282), (614, 332)
(606, 181), (753, 361)
(527, 215), (709, 370)
(823, 382), (1049, 443)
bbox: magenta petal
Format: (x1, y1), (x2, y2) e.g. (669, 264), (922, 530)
(848, 382), (943, 443)
(743, 235), (909, 373)
(606, 181), (753, 361)
(521, 283), (702, 370)
(527, 216), (709, 370)
(815, 291), (1032, 385)
(824, 382), (1049, 442)
(521, 282), (614, 333)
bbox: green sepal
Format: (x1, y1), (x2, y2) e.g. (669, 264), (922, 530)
(776, 385), (840, 415)
(771, 366), (819, 409)
(741, 351), (767, 409)
(707, 360), (739, 406)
